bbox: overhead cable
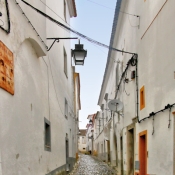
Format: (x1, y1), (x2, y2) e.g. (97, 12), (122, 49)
(21, 0), (136, 55)
(0, 0), (10, 34)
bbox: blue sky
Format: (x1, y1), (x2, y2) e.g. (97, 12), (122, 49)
(71, 0), (116, 129)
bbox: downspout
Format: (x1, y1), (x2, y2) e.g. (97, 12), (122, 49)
(135, 58), (140, 123)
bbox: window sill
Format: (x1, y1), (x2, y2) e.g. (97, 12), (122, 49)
(45, 145), (51, 148)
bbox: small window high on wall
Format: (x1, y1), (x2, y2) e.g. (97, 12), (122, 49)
(140, 86), (145, 110)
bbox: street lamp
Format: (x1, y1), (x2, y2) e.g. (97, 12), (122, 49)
(72, 40), (87, 65)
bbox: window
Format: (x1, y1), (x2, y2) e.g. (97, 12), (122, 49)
(64, 0), (67, 22)
(140, 86), (145, 110)
(64, 48), (67, 77)
(65, 98), (68, 119)
(44, 118), (51, 151)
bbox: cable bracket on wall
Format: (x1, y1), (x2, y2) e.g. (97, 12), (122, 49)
(139, 103), (175, 124)
(120, 11), (140, 29)
(21, 0), (137, 55)
(168, 105), (172, 128)
(47, 37), (78, 51)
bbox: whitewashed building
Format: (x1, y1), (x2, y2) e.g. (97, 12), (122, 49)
(78, 129), (86, 153)
(86, 114), (95, 154)
(0, 0), (80, 175)
(95, 0), (175, 175)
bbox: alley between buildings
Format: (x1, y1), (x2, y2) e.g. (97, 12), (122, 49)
(70, 154), (116, 175)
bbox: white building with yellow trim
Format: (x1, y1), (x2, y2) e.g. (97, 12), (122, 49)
(95, 0), (175, 175)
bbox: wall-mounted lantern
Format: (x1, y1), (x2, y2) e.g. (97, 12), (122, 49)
(72, 40), (87, 65)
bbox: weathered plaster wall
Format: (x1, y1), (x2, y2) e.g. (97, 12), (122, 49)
(0, 0), (77, 174)
(97, 0), (175, 174)
(78, 136), (86, 152)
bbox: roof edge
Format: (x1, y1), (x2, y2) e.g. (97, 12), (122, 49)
(97, 0), (122, 105)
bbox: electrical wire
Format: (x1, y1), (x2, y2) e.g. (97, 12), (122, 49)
(0, 19), (4, 26)
(168, 107), (171, 128)
(139, 103), (175, 123)
(15, 0), (48, 49)
(115, 54), (137, 99)
(120, 11), (139, 17)
(86, 0), (115, 10)
(39, 0), (116, 62)
(39, 0), (67, 24)
(127, 15), (139, 28)
(21, 0), (136, 55)
(0, 0), (10, 33)
(124, 82), (130, 96)
(39, 0), (111, 57)
(152, 116), (155, 135)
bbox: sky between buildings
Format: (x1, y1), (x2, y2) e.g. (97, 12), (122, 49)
(71, 0), (117, 129)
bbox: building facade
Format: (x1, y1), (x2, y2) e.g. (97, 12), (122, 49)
(86, 114), (95, 154)
(0, 0), (80, 175)
(78, 129), (86, 153)
(95, 0), (175, 175)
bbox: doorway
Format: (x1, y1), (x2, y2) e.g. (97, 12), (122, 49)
(107, 140), (110, 162)
(139, 131), (147, 175)
(120, 136), (123, 174)
(127, 128), (134, 175)
(66, 138), (69, 171)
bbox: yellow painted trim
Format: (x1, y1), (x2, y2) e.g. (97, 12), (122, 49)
(140, 86), (145, 110)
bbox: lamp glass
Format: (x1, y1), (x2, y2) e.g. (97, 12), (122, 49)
(75, 61), (84, 65)
(73, 51), (86, 61)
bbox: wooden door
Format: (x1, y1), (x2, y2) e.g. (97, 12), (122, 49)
(139, 131), (147, 175)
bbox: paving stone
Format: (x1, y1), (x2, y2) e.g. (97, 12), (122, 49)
(69, 155), (117, 175)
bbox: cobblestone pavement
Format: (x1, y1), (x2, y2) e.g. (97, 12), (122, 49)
(69, 154), (117, 175)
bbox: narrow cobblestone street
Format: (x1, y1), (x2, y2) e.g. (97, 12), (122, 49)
(70, 154), (116, 175)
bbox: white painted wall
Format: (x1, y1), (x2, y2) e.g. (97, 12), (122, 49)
(0, 0), (77, 174)
(97, 0), (175, 174)
(78, 136), (86, 152)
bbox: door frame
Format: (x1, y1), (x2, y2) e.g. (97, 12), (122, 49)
(139, 130), (147, 175)
(127, 123), (135, 175)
